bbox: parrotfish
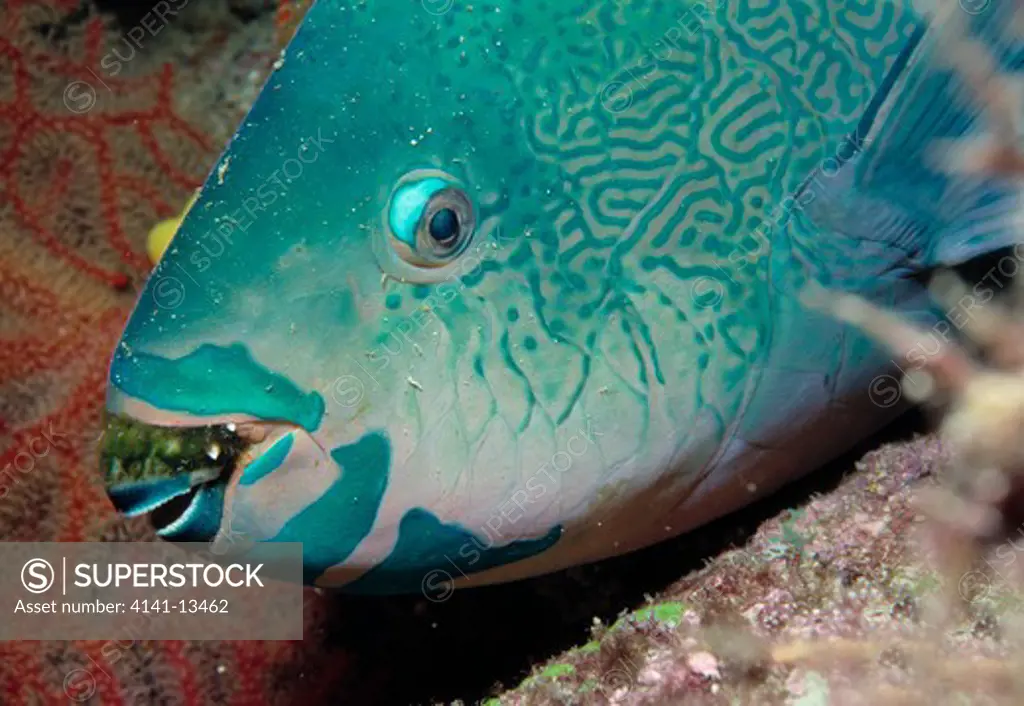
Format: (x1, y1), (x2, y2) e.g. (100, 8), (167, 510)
(101, 0), (1023, 592)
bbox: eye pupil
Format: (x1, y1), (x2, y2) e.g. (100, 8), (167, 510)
(428, 208), (459, 244)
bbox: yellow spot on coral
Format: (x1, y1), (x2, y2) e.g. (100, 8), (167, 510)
(147, 191), (199, 265)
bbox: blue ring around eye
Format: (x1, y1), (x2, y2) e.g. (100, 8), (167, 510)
(388, 177), (450, 249)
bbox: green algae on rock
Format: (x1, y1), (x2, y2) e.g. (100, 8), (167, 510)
(100, 412), (247, 485)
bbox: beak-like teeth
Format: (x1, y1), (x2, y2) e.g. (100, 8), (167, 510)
(99, 412), (252, 532)
(100, 412), (305, 542)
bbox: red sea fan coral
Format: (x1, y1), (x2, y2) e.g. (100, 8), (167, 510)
(1, 0), (211, 288)
(275, 0), (313, 47)
(0, 2), (350, 704)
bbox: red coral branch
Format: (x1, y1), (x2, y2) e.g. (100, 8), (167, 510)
(0, 6), (217, 286)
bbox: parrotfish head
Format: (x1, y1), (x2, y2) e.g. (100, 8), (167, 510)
(102, 0), (913, 591)
(103, 0), (618, 591)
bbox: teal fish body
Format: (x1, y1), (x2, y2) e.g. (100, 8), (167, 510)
(102, 0), (1020, 591)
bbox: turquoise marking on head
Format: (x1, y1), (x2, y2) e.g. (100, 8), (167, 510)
(109, 343), (325, 432)
(239, 432), (294, 486)
(268, 431), (391, 585)
(345, 508), (563, 595)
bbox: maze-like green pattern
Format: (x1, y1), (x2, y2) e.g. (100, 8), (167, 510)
(117, 0), (922, 584)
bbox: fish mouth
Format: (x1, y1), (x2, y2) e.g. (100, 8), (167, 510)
(100, 412), (296, 540)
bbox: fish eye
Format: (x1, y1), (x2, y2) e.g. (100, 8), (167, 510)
(385, 170), (476, 268)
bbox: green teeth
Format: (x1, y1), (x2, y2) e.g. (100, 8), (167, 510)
(100, 413), (248, 485)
